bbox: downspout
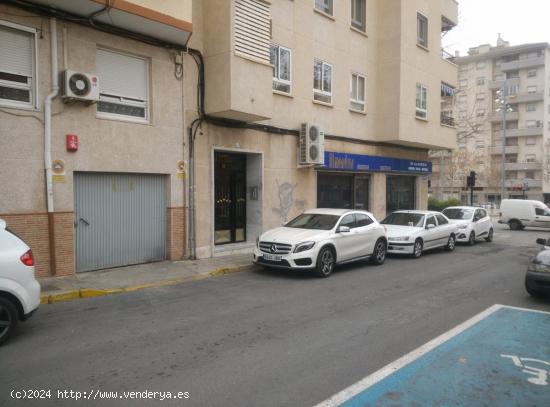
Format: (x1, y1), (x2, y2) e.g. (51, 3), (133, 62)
(45, 17), (59, 274)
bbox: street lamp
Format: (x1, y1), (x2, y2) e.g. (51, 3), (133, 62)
(495, 83), (514, 205)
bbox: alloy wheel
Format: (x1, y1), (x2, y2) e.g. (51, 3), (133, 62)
(376, 241), (386, 263)
(321, 249), (334, 275)
(0, 304), (13, 340)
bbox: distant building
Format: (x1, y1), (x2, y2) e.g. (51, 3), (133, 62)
(430, 36), (550, 205)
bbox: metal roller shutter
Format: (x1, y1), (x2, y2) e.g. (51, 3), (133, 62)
(234, 0), (271, 63)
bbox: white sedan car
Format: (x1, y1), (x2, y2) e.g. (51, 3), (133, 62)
(0, 219), (41, 345)
(381, 210), (458, 258)
(442, 206), (494, 245)
(253, 209), (387, 277)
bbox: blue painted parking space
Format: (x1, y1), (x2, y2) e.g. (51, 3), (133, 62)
(317, 305), (550, 407)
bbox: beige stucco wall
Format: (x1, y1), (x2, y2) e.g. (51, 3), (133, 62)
(129, 0), (192, 24)
(0, 5), (186, 213)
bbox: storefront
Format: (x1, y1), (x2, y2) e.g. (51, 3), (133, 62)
(318, 151), (432, 215)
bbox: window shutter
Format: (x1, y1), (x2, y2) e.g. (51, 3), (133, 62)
(96, 49), (148, 100)
(0, 25), (33, 77)
(234, 0), (271, 63)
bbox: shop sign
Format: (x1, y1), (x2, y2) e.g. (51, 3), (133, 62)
(323, 151), (432, 174)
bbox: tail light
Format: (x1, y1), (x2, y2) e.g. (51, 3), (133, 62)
(20, 249), (34, 266)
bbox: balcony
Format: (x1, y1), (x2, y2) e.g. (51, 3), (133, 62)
(490, 111), (519, 122)
(488, 77), (519, 90)
(441, 49), (457, 65)
(508, 91), (544, 104)
(440, 113), (456, 127)
(501, 56), (545, 71)
(505, 179), (542, 188)
(489, 145), (519, 155)
(500, 127), (543, 138)
(441, 0), (459, 30)
(505, 161), (543, 171)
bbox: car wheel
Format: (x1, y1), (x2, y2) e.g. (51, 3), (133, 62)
(445, 234), (456, 251)
(525, 276), (543, 298)
(315, 246), (335, 278)
(412, 239), (423, 258)
(468, 231), (476, 246)
(509, 220), (522, 231)
(485, 228), (494, 242)
(370, 239), (387, 266)
(0, 297), (18, 346)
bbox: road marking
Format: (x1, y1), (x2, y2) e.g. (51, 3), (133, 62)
(501, 354), (550, 386)
(314, 304), (550, 407)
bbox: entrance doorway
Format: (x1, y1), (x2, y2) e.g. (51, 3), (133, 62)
(214, 152), (247, 245)
(317, 173), (369, 210)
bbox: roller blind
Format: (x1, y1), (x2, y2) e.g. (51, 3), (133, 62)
(96, 48), (148, 100)
(0, 25), (34, 77)
(234, 0), (271, 63)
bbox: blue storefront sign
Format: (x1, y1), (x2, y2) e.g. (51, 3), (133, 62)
(323, 151), (432, 175)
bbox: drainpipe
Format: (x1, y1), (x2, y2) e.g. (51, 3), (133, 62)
(45, 17), (59, 273)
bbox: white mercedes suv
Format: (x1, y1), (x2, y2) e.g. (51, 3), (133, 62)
(0, 219), (41, 345)
(253, 209), (387, 277)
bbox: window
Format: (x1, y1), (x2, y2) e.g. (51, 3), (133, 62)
(476, 61), (486, 70)
(526, 103), (536, 112)
(96, 48), (149, 122)
(416, 83), (427, 119)
(350, 73), (366, 112)
(0, 22), (37, 109)
(528, 69), (537, 77)
(526, 137), (537, 145)
(339, 214), (355, 229)
(525, 154), (536, 163)
(426, 215), (437, 227)
(417, 12), (428, 48)
(436, 214), (448, 225)
(313, 59), (333, 104)
(535, 208), (550, 216)
(476, 109), (486, 118)
(476, 93), (485, 101)
(351, 0), (366, 31)
(355, 213), (374, 227)
(506, 71), (519, 79)
(527, 85), (537, 94)
(508, 85), (519, 95)
(315, 0), (333, 15)
(526, 120), (539, 128)
(459, 79), (468, 88)
(525, 171), (535, 179)
(476, 77), (486, 86)
(270, 44), (292, 94)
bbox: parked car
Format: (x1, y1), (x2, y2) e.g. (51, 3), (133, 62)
(525, 237), (550, 297)
(382, 210), (458, 258)
(0, 219), (40, 346)
(253, 209), (387, 278)
(442, 206), (494, 245)
(499, 199), (550, 230)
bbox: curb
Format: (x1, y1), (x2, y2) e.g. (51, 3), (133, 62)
(40, 264), (257, 304)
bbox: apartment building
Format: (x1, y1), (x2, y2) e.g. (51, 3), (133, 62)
(430, 36), (550, 204)
(187, 0), (458, 259)
(0, 0), (193, 276)
(0, 0), (458, 276)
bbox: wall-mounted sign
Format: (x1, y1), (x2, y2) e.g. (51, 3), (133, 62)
(323, 151), (432, 174)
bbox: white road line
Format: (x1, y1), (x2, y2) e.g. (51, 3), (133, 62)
(313, 304), (550, 407)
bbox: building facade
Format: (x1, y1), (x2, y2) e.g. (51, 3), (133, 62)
(430, 37), (550, 204)
(1, 0), (458, 276)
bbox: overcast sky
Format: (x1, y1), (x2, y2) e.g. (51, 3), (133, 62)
(442, 0), (550, 56)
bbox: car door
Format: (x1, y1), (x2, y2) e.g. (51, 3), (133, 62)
(435, 214), (452, 247)
(333, 214), (362, 262)
(424, 215), (439, 248)
(353, 213), (378, 256)
(534, 207), (550, 228)
(474, 209), (491, 237)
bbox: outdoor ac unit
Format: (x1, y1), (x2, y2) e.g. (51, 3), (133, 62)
(299, 123), (325, 166)
(62, 70), (99, 102)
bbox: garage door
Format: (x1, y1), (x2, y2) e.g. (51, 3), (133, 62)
(74, 172), (166, 272)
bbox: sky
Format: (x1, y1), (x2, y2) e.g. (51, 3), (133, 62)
(442, 0), (550, 56)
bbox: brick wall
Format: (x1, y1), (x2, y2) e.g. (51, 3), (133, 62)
(166, 207), (186, 260)
(0, 213), (51, 277)
(51, 212), (75, 277)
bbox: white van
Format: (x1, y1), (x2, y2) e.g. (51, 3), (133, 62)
(499, 199), (550, 230)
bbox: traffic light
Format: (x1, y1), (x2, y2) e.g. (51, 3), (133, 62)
(469, 171), (476, 187)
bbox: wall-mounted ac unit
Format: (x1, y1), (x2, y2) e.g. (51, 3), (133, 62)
(62, 70), (99, 102)
(299, 123), (325, 166)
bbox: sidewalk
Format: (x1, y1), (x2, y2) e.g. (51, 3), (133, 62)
(39, 253), (257, 304)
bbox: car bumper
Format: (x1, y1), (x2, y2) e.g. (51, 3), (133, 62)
(253, 247), (316, 270)
(525, 271), (550, 294)
(455, 229), (472, 242)
(387, 242), (415, 254)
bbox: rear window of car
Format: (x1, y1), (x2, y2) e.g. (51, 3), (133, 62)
(381, 213), (425, 227)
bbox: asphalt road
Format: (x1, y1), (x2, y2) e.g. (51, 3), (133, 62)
(2, 224), (550, 407)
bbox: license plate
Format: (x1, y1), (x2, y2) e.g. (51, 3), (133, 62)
(263, 253), (282, 262)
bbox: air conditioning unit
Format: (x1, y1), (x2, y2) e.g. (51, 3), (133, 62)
(62, 70), (99, 102)
(299, 123), (325, 166)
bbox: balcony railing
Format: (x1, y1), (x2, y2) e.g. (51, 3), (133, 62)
(488, 77), (519, 90)
(504, 161), (542, 171)
(505, 179), (542, 188)
(441, 49), (457, 65)
(489, 145), (519, 155)
(501, 56), (545, 71)
(440, 113), (456, 127)
(490, 111), (519, 122)
(508, 91), (544, 104)
(499, 127), (543, 138)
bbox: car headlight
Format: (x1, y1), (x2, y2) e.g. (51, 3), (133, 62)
(528, 262), (550, 273)
(294, 241), (316, 253)
(390, 236), (410, 241)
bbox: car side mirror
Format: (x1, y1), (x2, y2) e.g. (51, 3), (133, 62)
(426, 224), (436, 230)
(338, 226), (351, 233)
(536, 238), (547, 245)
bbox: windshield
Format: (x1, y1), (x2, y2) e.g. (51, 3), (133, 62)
(285, 213), (340, 230)
(381, 213), (425, 227)
(442, 208), (474, 220)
